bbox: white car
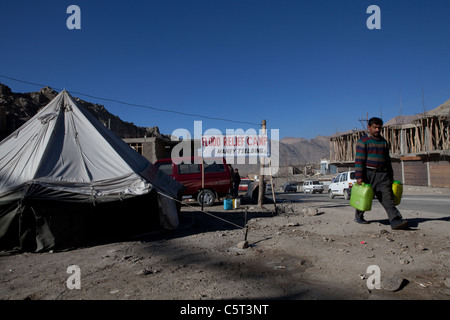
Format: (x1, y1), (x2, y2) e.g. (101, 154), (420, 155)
(303, 180), (324, 194)
(328, 171), (357, 200)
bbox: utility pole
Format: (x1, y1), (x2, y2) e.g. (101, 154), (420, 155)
(258, 120), (266, 207)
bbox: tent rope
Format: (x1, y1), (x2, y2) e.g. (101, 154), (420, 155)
(156, 191), (245, 230)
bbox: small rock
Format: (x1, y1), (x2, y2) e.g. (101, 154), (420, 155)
(237, 241), (249, 249)
(303, 207), (319, 216)
(138, 268), (160, 275)
(285, 222), (300, 227)
(444, 278), (450, 288)
(381, 274), (404, 292)
(399, 256), (413, 265)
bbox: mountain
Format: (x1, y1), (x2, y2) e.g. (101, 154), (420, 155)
(0, 83), (170, 141)
(279, 136), (330, 165)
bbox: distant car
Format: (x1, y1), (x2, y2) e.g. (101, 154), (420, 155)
(328, 171), (357, 200)
(283, 183), (297, 193)
(303, 180), (324, 194)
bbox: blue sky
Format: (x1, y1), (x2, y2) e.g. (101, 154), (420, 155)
(1, 0), (450, 139)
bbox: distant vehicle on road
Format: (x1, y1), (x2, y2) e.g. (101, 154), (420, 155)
(303, 180), (324, 194)
(328, 171), (356, 200)
(283, 182), (297, 193)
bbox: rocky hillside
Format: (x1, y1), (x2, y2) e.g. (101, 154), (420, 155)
(232, 136), (330, 178)
(279, 135), (329, 165)
(0, 83), (170, 141)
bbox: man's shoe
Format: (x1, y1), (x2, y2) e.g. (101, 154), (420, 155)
(391, 219), (408, 230)
(354, 214), (369, 224)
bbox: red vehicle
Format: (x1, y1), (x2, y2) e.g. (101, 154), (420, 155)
(154, 157), (233, 206)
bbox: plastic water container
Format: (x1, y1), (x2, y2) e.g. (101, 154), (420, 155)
(233, 198), (240, 209)
(350, 183), (374, 211)
(392, 180), (403, 206)
(224, 199), (233, 210)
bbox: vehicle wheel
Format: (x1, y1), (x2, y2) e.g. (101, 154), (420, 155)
(197, 190), (216, 207)
(329, 190), (335, 199)
(344, 189), (350, 200)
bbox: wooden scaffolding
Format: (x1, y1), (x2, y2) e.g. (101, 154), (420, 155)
(330, 115), (450, 162)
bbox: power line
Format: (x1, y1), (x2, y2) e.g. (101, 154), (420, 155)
(0, 74), (261, 127)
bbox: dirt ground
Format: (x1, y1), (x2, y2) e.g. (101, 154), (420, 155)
(1, 186), (449, 301)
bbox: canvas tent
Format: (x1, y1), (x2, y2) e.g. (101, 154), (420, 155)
(0, 90), (184, 252)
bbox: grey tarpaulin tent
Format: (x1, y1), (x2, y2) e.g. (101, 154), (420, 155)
(0, 90), (184, 252)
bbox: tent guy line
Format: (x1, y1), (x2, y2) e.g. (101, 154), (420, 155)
(0, 74), (261, 127)
(156, 190), (245, 230)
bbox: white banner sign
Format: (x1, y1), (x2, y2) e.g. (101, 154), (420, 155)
(202, 134), (269, 157)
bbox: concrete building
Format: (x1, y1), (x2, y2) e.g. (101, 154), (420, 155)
(123, 137), (179, 164)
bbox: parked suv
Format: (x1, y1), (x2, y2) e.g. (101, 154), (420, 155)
(302, 180), (324, 194)
(328, 171), (357, 200)
(154, 157), (232, 206)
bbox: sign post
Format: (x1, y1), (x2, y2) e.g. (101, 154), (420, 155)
(200, 121), (275, 209)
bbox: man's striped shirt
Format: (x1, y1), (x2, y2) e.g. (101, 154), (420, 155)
(355, 134), (392, 180)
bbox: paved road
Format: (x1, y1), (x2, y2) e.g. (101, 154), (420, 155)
(398, 194), (450, 216)
(271, 191), (450, 216)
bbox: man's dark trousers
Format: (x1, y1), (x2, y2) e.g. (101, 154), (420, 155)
(355, 170), (403, 222)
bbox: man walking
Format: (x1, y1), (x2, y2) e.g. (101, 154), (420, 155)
(354, 117), (408, 230)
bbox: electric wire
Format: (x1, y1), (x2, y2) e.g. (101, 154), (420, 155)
(156, 190), (245, 230)
(0, 74), (261, 127)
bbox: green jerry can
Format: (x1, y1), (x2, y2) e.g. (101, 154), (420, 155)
(350, 183), (374, 212)
(392, 180), (403, 206)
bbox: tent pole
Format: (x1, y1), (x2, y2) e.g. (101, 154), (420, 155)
(201, 154), (205, 212)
